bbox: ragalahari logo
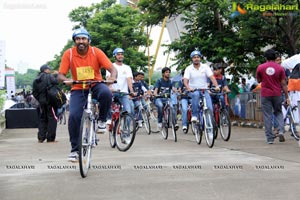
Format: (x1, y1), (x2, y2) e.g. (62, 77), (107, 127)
(231, 2), (247, 18)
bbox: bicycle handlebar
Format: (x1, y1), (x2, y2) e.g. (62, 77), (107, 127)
(155, 94), (171, 98)
(63, 80), (117, 85)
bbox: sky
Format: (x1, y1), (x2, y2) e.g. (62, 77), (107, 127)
(0, 0), (175, 74)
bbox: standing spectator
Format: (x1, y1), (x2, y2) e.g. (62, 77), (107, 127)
(256, 49), (290, 144)
(32, 64), (58, 143)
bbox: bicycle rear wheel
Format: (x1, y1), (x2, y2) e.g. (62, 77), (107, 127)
(79, 111), (93, 178)
(219, 109), (231, 141)
(203, 109), (215, 148)
(115, 113), (136, 151)
(141, 109), (151, 134)
(109, 121), (116, 148)
(183, 109), (191, 134)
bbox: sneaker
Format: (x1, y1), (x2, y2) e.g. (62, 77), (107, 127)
(278, 134), (285, 142)
(182, 126), (187, 132)
(68, 152), (79, 162)
(158, 123), (162, 130)
(191, 116), (198, 122)
(97, 121), (106, 133)
(267, 141), (274, 144)
(175, 124), (179, 130)
(121, 132), (131, 144)
(106, 119), (112, 125)
(138, 120), (143, 128)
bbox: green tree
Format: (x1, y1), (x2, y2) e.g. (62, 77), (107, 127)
(138, 0), (300, 82)
(49, 0), (148, 73)
(87, 4), (148, 71)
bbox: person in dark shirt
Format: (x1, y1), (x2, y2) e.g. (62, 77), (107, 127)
(153, 67), (177, 130)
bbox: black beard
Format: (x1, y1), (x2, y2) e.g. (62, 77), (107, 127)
(77, 43), (88, 51)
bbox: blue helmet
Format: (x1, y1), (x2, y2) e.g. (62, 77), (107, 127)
(113, 48), (124, 56)
(72, 28), (91, 41)
(190, 50), (202, 58)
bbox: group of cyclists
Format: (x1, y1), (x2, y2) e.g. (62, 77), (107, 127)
(57, 28), (231, 162)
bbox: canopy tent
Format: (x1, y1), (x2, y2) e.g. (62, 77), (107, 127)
(281, 54), (300, 70)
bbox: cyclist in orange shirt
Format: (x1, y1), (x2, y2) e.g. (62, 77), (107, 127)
(58, 28), (117, 162)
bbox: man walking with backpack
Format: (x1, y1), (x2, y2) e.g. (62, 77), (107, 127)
(32, 64), (59, 143)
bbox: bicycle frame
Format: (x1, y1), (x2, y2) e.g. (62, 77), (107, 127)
(65, 80), (115, 178)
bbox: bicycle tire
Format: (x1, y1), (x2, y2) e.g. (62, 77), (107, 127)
(192, 121), (202, 144)
(141, 109), (151, 135)
(170, 108), (177, 142)
(203, 109), (215, 148)
(115, 113), (136, 152)
(219, 109), (231, 141)
(288, 109), (300, 141)
(184, 109), (191, 134)
(109, 121), (116, 148)
(213, 105), (219, 139)
(161, 109), (168, 140)
(79, 111), (93, 178)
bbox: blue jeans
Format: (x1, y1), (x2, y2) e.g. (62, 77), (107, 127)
(155, 98), (175, 123)
(261, 96), (284, 142)
(133, 99), (142, 121)
(181, 98), (191, 127)
(107, 93), (134, 120)
(68, 83), (111, 153)
(188, 90), (213, 118)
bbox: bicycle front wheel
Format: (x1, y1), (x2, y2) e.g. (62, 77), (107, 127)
(161, 109), (168, 140)
(170, 110), (177, 142)
(79, 111), (93, 178)
(141, 109), (151, 135)
(192, 121), (202, 144)
(115, 113), (136, 152)
(219, 109), (231, 141)
(289, 111), (300, 141)
(203, 109), (215, 148)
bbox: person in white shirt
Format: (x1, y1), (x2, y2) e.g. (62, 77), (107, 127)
(106, 48), (135, 125)
(183, 50), (220, 122)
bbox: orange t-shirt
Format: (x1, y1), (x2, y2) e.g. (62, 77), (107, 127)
(59, 46), (112, 90)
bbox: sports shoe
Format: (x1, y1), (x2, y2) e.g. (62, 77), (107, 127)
(68, 152), (79, 162)
(97, 121), (106, 133)
(138, 120), (143, 128)
(191, 116), (198, 122)
(158, 123), (162, 130)
(182, 126), (187, 133)
(278, 134), (285, 142)
(267, 141), (274, 144)
(175, 124), (179, 130)
(106, 119), (112, 125)
(121, 131), (131, 144)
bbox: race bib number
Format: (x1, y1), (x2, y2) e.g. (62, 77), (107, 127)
(76, 66), (94, 80)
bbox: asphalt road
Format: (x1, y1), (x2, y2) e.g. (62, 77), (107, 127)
(0, 123), (300, 200)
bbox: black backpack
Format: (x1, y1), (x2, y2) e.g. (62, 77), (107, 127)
(46, 77), (67, 108)
(32, 73), (48, 105)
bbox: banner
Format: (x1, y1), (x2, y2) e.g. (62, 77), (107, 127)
(5, 68), (15, 99)
(0, 41), (5, 88)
